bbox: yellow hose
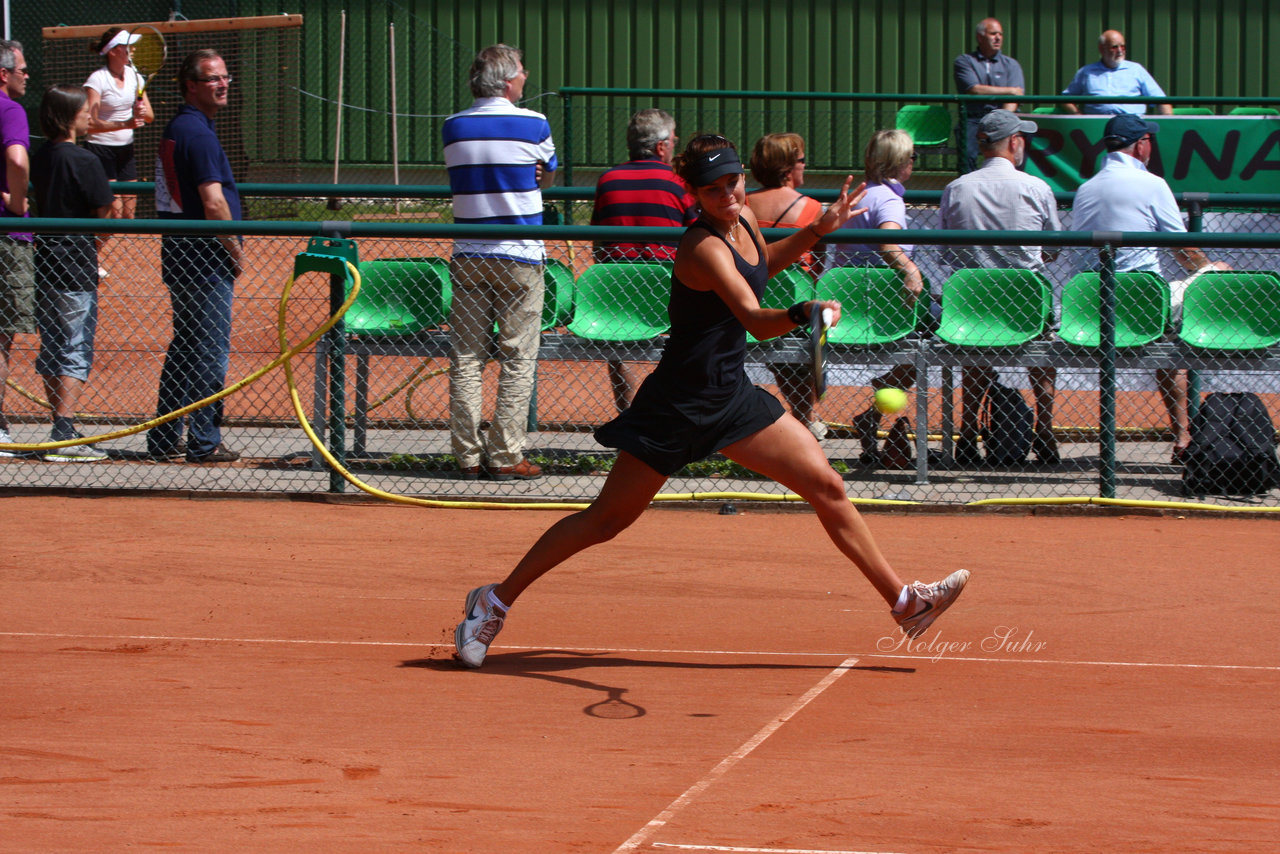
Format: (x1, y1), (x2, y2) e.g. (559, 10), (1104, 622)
(0, 266), (364, 454)
(5, 256), (1274, 515)
(968, 496), (1280, 513)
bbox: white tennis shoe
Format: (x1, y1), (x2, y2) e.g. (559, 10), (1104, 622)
(454, 583), (506, 668)
(892, 569), (970, 639)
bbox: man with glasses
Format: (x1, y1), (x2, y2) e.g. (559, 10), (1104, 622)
(953, 18), (1025, 174)
(940, 109), (1062, 466)
(443, 44), (556, 480)
(590, 108), (695, 411)
(1072, 114), (1229, 462)
(148, 49), (243, 463)
(0, 40), (32, 456)
(1062, 30), (1173, 116)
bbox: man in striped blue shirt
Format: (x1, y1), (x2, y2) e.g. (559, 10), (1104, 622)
(443, 44), (556, 481)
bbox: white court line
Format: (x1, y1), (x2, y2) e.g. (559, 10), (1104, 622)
(612, 657), (860, 854)
(655, 845), (905, 854)
(2, 632), (1278, 672)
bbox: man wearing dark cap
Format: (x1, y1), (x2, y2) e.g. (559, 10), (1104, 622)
(1072, 114), (1229, 461)
(940, 109), (1062, 465)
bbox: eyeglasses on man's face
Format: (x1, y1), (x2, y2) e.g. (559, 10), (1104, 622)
(197, 74), (233, 84)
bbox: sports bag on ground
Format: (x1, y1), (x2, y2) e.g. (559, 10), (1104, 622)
(981, 382), (1034, 465)
(1182, 392), (1280, 496)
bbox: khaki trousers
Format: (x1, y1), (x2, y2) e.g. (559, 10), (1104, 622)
(448, 256), (544, 468)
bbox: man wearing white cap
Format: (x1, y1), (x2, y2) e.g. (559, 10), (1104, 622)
(940, 109), (1062, 466)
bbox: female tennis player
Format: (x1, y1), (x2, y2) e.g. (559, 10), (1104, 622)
(454, 134), (969, 668)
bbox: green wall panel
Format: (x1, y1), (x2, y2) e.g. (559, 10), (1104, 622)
(27, 0), (1269, 171)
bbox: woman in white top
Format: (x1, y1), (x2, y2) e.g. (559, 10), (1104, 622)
(84, 28), (154, 223)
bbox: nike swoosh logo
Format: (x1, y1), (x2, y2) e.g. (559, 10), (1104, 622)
(708, 153), (722, 161)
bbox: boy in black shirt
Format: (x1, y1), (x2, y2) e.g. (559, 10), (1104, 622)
(30, 84), (114, 460)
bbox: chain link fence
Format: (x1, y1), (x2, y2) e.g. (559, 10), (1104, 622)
(3, 192), (1279, 507)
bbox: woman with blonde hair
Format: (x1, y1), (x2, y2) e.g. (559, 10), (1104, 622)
(828, 129), (928, 466)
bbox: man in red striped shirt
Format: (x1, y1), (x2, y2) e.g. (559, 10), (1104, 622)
(591, 108), (696, 409)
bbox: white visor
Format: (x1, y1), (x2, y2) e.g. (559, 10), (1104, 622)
(100, 30), (142, 55)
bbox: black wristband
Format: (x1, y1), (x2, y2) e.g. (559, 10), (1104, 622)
(787, 302), (809, 326)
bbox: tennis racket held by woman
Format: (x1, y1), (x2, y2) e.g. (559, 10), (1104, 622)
(129, 25), (166, 101)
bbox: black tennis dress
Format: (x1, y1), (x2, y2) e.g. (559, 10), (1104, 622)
(594, 215), (786, 476)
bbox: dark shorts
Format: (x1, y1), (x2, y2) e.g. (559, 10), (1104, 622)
(594, 375), (785, 476)
(84, 140), (138, 181)
(0, 238), (36, 335)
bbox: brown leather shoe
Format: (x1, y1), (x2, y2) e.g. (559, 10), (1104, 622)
(486, 458), (542, 481)
(459, 465), (482, 480)
(186, 442), (240, 463)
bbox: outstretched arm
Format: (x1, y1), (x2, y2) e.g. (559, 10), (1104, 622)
(761, 174), (866, 276)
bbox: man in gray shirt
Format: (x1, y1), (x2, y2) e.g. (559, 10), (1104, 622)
(953, 18), (1025, 173)
(940, 110), (1061, 466)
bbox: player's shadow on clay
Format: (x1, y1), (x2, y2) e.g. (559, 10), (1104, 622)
(400, 651), (913, 719)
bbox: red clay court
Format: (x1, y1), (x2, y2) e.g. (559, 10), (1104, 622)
(2, 495), (1276, 852)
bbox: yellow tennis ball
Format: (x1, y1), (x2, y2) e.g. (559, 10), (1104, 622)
(874, 387), (909, 415)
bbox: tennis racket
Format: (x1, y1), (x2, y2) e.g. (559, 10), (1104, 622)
(810, 303), (833, 400)
(129, 25), (166, 101)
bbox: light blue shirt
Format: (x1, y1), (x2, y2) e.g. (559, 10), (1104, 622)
(827, 180), (913, 268)
(1071, 151), (1185, 273)
(1062, 60), (1167, 115)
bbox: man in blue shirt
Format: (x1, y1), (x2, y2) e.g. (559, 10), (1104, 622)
(148, 49), (243, 463)
(953, 18), (1025, 173)
(1073, 114), (1228, 461)
(1062, 30), (1173, 116)
(443, 44), (556, 481)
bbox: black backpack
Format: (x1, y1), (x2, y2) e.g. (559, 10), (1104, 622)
(981, 382), (1034, 465)
(1182, 393), (1280, 496)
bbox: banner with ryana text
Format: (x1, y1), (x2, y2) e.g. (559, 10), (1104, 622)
(1023, 115), (1280, 194)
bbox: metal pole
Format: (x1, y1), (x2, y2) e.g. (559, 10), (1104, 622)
(389, 22), (401, 215)
(327, 10), (346, 211)
(326, 240), (349, 493)
(1184, 194), (1207, 424)
(562, 93), (573, 191)
(1098, 246), (1119, 498)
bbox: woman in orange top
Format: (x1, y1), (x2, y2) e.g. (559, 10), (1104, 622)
(745, 133), (826, 437)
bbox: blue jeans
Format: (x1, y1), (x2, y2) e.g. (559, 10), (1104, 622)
(148, 240), (235, 457)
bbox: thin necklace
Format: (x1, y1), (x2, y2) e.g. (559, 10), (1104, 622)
(725, 220), (739, 243)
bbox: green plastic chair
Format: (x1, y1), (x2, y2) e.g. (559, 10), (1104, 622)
(1178, 271), (1280, 350)
(543, 259), (575, 330)
(1031, 106), (1056, 115)
(344, 257), (451, 336)
(1173, 107), (1214, 116)
(817, 267), (929, 346)
(747, 265), (814, 344)
(895, 104), (952, 147)
(1229, 107), (1280, 116)
(1059, 271), (1170, 348)
(567, 262), (671, 341)
(936, 268), (1051, 347)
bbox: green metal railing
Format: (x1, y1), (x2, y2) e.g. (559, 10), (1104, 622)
(8, 214), (1278, 502)
(556, 87), (1280, 182)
